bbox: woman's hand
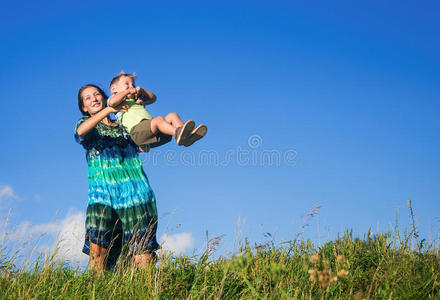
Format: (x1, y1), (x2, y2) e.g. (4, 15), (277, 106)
(109, 101), (129, 113)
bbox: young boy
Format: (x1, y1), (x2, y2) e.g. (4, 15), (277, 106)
(108, 71), (207, 151)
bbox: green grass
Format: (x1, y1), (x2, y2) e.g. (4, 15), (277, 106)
(1, 228), (439, 299)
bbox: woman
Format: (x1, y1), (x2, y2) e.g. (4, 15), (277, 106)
(75, 84), (159, 270)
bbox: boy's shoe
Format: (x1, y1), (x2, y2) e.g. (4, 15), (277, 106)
(183, 124), (207, 147)
(175, 120), (195, 145)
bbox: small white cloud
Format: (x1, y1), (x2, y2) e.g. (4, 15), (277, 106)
(160, 232), (195, 255)
(7, 221), (32, 241)
(7, 210), (88, 264)
(0, 185), (17, 200)
(0, 185), (19, 209)
(53, 211), (87, 263)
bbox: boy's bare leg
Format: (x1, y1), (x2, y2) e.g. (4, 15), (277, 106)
(150, 116), (177, 136)
(164, 112), (184, 128)
(89, 242), (107, 274)
(151, 116), (194, 145)
(134, 253), (154, 269)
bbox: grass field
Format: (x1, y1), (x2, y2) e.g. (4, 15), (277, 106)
(1, 224), (439, 299)
(0, 202), (438, 299)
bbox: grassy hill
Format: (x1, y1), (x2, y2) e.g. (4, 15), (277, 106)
(1, 228), (439, 299)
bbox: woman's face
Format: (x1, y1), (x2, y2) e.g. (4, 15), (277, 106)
(81, 86), (105, 115)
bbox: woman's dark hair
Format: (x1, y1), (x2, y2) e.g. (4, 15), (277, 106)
(77, 84), (109, 116)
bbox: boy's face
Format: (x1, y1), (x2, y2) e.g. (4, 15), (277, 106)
(111, 76), (135, 94)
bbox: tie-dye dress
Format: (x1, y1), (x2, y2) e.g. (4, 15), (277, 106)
(74, 116), (159, 264)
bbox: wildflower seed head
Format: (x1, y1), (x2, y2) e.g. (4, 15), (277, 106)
(323, 259), (329, 269)
(308, 269), (317, 282)
(307, 269), (318, 282)
(337, 269), (349, 277)
(309, 254), (319, 264)
(336, 255), (345, 264)
(318, 270), (329, 284)
(353, 291), (364, 300)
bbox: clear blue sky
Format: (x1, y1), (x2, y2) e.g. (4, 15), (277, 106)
(1, 0), (439, 259)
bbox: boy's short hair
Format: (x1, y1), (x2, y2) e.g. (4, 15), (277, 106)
(109, 70), (137, 89)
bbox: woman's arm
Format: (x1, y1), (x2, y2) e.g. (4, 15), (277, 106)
(76, 107), (114, 136)
(76, 104), (126, 137)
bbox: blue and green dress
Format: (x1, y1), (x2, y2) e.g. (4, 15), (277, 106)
(74, 116), (159, 263)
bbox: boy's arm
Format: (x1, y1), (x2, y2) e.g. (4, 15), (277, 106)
(138, 87), (156, 105)
(108, 87), (137, 107)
